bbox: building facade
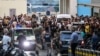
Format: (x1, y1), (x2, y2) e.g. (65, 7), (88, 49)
(59, 0), (77, 16)
(60, 0), (92, 16)
(92, 0), (100, 16)
(0, 0), (100, 17)
(60, 0), (100, 16)
(27, 0), (59, 15)
(0, 0), (27, 18)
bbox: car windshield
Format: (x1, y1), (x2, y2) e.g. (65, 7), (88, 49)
(57, 18), (68, 22)
(73, 23), (83, 26)
(14, 29), (34, 36)
(60, 32), (82, 41)
(60, 32), (72, 40)
(73, 24), (80, 26)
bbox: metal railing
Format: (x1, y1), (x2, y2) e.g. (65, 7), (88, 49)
(68, 47), (100, 56)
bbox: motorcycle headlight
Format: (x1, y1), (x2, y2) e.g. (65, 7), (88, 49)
(81, 40), (84, 45)
(11, 49), (16, 55)
(23, 41), (30, 47)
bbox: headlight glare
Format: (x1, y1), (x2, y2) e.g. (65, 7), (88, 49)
(23, 41), (30, 47)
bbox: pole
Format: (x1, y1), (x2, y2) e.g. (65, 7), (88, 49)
(91, 7), (94, 16)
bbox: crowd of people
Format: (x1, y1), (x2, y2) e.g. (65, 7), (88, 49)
(0, 14), (100, 51)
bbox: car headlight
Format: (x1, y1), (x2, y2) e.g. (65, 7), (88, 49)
(23, 41), (30, 47)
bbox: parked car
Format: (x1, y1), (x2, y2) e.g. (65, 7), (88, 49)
(11, 28), (36, 51)
(59, 31), (84, 55)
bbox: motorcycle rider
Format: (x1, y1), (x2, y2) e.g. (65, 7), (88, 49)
(17, 32), (26, 49)
(16, 32), (26, 56)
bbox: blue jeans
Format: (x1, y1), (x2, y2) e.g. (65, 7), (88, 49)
(35, 35), (41, 43)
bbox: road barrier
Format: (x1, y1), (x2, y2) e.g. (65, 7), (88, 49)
(68, 47), (100, 56)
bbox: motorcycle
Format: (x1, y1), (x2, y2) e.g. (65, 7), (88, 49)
(0, 40), (36, 56)
(97, 42), (100, 51)
(0, 44), (25, 56)
(84, 38), (92, 49)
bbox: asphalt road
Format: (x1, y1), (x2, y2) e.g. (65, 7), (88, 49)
(24, 43), (55, 56)
(24, 50), (55, 56)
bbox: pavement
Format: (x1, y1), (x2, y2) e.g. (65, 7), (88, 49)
(16, 42), (70, 56)
(24, 51), (36, 56)
(24, 43), (55, 56)
(36, 43), (69, 56)
(24, 50), (55, 56)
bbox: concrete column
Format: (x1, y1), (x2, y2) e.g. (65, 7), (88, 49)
(63, 0), (67, 14)
(63, 0), (65, 13)
(69, 0), (77, 16)
(59, 0), (63, 14)
(59, 0), (70, 14)
(64, 0), (66, 14)
(65, 0), (70, 14)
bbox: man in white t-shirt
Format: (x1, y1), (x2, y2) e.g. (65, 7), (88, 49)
(2, 28), (11, 51)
